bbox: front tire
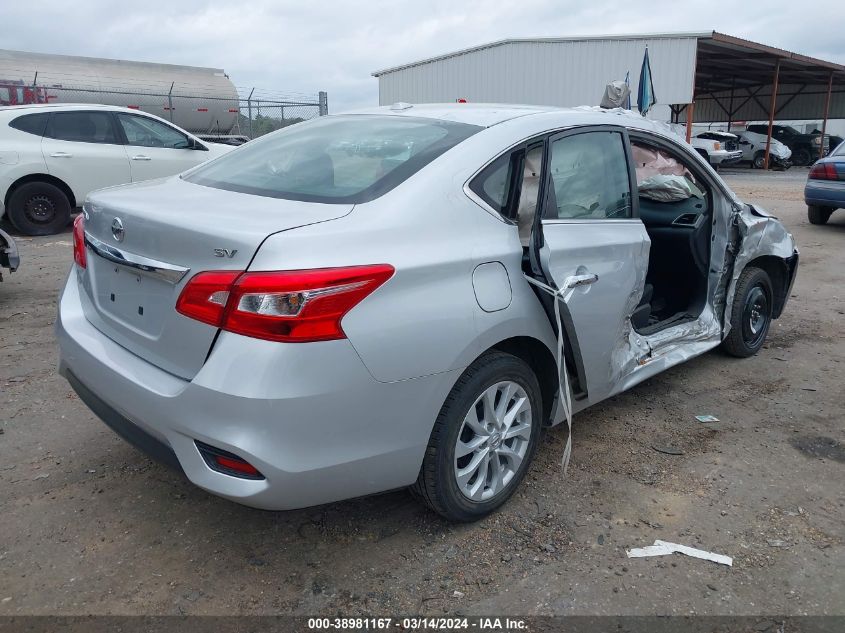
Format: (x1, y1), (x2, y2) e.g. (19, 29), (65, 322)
(752, 151), (766, 169)
(792, 147), (811, 167)
(411, 351), (542, 522)
(6, 181), (72, 236)
(722, 266), (773, 358)
(808, 205), (833, 225)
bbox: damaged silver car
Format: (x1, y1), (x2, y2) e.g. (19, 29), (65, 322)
(56, 104), (798, 522)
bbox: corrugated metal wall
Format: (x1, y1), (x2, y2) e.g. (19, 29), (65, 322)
(376, 37), (698, 108)
(691, 83), (845, 123)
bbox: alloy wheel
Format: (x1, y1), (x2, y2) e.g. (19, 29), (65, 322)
(454, 381), (532, 502)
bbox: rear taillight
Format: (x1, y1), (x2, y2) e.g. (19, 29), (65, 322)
(808, 162), (838, 180)
(174, 270), (241, 326)
(176, 264), (394, 343)
(72, 214), (86, 269)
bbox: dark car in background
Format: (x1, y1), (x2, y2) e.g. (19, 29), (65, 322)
(747, 124), (829, 166)
(805, 140), (845, 224)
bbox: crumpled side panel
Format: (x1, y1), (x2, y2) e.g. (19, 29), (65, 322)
(723, 207), (796, 335)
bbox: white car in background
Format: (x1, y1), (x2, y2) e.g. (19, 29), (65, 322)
(0, 104), (234, 235)
(736, 130), (792, 170)
(690, 131), (743, 170)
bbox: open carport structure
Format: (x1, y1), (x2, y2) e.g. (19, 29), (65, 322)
(684, 32), (845, 167)
(373, 31), (845, 167)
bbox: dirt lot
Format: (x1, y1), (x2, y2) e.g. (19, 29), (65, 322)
(0, 167), (842, 617)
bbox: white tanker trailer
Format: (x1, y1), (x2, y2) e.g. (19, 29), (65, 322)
(0, 49), (241, 138)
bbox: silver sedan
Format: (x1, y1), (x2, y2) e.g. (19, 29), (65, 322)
(56, 104), (798, 521)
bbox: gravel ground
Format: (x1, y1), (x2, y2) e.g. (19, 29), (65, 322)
(0, 167), (842, 616)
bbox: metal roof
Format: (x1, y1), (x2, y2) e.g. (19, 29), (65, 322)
(692, 33), (845, 122)
(372, 32), (711, 77)
(373, 31), (845, 122)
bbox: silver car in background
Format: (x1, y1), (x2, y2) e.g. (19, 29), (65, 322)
(56, 104), (798, 521)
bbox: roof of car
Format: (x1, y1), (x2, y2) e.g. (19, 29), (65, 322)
(0, 103), (140, 113)
(343, 103), (687, 136)
(345, 103), (561, 127)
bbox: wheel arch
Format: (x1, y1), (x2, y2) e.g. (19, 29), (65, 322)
(4, 173), (77, 212)
(742, 255), (792, 319)
(488, 336), (559, 425)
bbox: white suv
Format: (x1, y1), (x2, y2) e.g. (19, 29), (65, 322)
(0, 104), (234, 235)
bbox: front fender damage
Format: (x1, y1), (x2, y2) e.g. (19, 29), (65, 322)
(723, 204), (798, 337)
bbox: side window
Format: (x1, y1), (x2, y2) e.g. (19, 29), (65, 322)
(46, 111), (118, 144)
(9, 113), (50, 137)
(469, 151), (519, 217)
(630, 140), (707, 204)
(117, 114), (191, 149)
(468, 142), (545, 246)
(545, 131), (632, 220)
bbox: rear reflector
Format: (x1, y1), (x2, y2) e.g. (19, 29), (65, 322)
(176, 264), (394, 343)
(73, 214), (86, 269)
(808, 162), (839, 180)
(195, 441), (264, 479)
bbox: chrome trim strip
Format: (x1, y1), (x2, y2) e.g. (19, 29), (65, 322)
(541, 218), (642, 225)
(463, 184), (514, 224)
(84, 232), (190, 284)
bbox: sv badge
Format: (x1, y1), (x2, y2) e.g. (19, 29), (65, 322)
(213, 248), (238, 258)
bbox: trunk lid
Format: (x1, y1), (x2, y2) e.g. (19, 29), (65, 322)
(79, 176), (353, 379)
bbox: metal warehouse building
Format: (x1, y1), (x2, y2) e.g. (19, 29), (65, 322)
(373, 31), (845, 158)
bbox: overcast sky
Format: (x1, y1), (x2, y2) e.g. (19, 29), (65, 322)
(1, 0), (843, 112)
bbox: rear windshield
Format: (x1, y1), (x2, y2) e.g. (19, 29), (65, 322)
(183, 115), (481, 204)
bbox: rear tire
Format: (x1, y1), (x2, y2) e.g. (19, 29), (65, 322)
(722, 266), (773, 358)
(807, 205), (833, 225)
(752, 152), (766, 169)
(411, 351), (542, 522)
(7, 181), (72, 236)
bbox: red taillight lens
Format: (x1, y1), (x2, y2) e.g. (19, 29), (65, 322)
(72, 214), (86, 269)
(808, 162), (838, 180)
(195, 441), (264, 479)
(175, 270), (241, 326)
(214, 454), (261, 477)
(176, 264), (394, 343)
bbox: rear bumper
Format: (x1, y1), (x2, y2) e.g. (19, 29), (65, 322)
(56, 270), (455, 511)
(64, 369), (184, 473)
(805, 181), (845, 209)
(0, 227), (19, 274)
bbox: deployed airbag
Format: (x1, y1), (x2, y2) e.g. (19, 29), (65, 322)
(633, 145), (704, 203)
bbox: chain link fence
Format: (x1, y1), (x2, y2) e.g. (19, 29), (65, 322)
(0, 79), (327, 144)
